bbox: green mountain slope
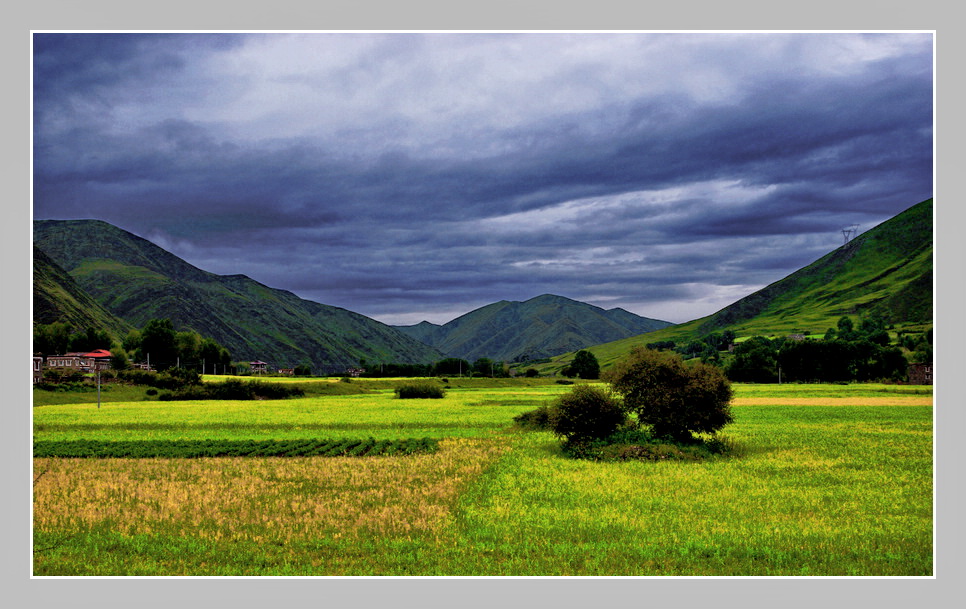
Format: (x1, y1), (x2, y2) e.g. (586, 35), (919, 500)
(542, 198), (933, 372)
(394, 294), (672, 362)
(33, 220), (443, 371)
(32, 246), (134, 339)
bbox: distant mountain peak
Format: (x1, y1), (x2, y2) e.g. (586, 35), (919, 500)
(394, 294), (672, 362)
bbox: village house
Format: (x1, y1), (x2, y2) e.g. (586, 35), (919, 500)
(45, 352), (92, 371)
(36, 350), (113, 381)
(83, 349), (113, 372)
(278, 368), (294, 376)
(250, 360), (268, 375)
(907, 362), (933, 385)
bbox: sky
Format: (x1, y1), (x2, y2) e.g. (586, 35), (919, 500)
(31, 32), (934, 326)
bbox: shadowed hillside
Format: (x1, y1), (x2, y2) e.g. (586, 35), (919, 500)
(33, 246), (133, 340)
(34, 220), (443, 371)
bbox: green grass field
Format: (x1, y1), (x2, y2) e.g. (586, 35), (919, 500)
(32, 380), (933, 576)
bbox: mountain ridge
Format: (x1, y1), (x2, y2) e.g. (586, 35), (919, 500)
(393, 293), (672, 362)
(538, 198), (934, 372)
(33, 219), (444, 371)
(32, 245), (134, 339)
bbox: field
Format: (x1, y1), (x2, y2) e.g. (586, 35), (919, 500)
(32, 379), (933, 576)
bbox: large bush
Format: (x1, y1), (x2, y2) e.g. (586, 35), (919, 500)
(603, 347), (734, 442)
(548, 384), (627, 444)
(158, 379), (304, 401)
(394, 381), (446, 399)
(117, 368), (200, 390)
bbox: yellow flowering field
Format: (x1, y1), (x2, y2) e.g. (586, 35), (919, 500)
(32, 381), (933, 576)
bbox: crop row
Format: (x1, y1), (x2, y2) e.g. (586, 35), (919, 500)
(33, 437), (439, 458)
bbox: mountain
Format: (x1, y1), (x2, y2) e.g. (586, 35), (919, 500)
(33, 246), (134, 339)
(33, 220), (443, 371)
(543, 198), (934, 371)
(393, 294), (672, 362)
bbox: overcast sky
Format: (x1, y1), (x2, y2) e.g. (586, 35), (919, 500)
(32, 32), (934, 325)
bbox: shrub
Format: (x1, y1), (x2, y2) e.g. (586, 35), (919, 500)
(603, 347), (734, 442)
(559, 428), (741, 462)
(158, 379), (304, 401)
(394, 381), (446, 399)
(41, 369), (86, 384)
(548, 384), (628, 444)
(512, 404), (557, 430)
(117, 368), (201, 390)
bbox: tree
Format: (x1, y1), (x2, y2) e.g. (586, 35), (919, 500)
(139, 319), (178, 371)
(836, 316), (859, 342)
(198, 337), (231, 372)
(110, 348), (130, 371)
(562, 350), (600, 379)
(852, 314), (890, 346)
(472, 357), (495, 377)
(33, 322), (72, 355)
(725, 336), (778, 383)
(548, 384), (627, 444)
(433, 358), (470, 377)
(603, 347), (734, 442)
(175, 331), (202, 368)
(122, 329), (142, 353)
(68, 327), (112, 353)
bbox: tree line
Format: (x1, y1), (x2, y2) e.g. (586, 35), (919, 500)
(351, 357), (512, 378)
(724, 317), (922, 383)
(34, 318), (232, 374)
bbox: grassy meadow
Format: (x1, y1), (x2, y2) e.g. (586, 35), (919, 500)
(32, 379), (933, 576)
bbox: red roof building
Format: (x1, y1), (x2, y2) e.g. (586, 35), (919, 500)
(82, 349), (113, 371)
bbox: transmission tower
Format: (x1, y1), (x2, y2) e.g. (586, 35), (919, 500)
(841, 224), (859, 245)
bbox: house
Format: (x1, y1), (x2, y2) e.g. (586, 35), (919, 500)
(45, 353), (91, 371)
(250, 360), (268, 375)
(82, 349), (113, 372)
(278, 368), (294, 376)
(33, 356), (43, 383)
(907, 362), (933, 385)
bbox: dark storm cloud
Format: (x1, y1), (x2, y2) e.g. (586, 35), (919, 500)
(32, 32), (933, 324)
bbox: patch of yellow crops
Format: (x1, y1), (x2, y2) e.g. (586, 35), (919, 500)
(33, 437), (509, 544)
(732, 397), (932, 406)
